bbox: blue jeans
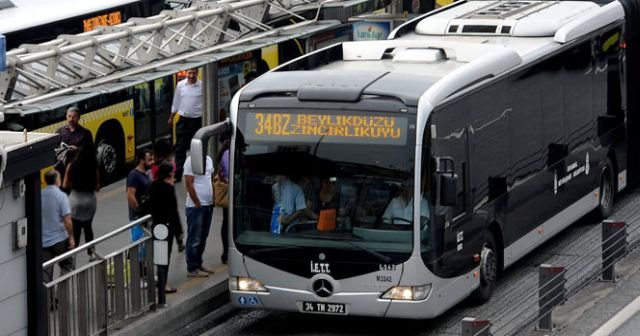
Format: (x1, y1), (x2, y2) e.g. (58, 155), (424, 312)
(185, 205), (214, 272)
(130, 223), (147, 260)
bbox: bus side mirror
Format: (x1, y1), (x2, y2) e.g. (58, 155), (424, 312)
(190, 119), (230, 175)
(440, 174), (457, 206)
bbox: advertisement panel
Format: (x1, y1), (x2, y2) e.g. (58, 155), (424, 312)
(217, 51), (259, 119)
(0, 35), (5, 72)
(307, 25), (352, 52)
(352, 20), (392, 41)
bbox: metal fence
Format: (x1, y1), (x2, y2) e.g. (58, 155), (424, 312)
(461, 216), (634, 336)
(43, 215), (155, 336)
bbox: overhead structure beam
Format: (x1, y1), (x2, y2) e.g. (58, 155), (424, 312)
(0, 0), (329, 105)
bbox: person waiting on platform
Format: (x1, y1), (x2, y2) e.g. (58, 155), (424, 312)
(54, 106), (93, 184)
(42, 170), (75, 284)
(168, 68), (202, 182)
(63, 143), (100, 261)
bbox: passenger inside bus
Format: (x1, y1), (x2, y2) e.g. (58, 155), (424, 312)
(381, 179), (430, 226)
(310, 177), (341, 216)
(309, 177), (342, 232)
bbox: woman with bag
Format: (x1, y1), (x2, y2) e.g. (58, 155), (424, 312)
(215, 139), (230, 264)
(63, 143), (100, 261)
(149, 161), (183, 306)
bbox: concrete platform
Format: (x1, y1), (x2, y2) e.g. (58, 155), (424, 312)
(110, 265), (229, 336)
(89, 178), (231, 336)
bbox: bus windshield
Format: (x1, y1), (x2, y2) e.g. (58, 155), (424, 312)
(233, 109), (427, 271)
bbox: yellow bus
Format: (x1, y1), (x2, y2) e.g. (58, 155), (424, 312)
(1, 21), (350, 184)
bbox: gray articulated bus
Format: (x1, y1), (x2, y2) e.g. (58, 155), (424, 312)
(191, 0), (640, 319)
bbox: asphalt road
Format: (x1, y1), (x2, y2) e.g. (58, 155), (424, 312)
(193, 186), (640, 336)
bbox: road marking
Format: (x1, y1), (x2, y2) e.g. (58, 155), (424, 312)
(591, 295), (640, 336)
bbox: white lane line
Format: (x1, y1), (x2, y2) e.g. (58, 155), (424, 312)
(591, 295), (640, 336)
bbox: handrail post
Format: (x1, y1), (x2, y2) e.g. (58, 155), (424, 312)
(538, 264), (566, 331)
(154, 222), (171, 306)
(461, 317), (491, 336)
(601, 220), (627, 282)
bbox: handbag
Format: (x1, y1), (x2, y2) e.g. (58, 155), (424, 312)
(317, 208), (337, 232)
(214, 175), (229, 208)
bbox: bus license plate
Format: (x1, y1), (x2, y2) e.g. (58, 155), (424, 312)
(302, 301), (346, 315)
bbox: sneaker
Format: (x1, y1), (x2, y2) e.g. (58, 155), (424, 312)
(187, 270), (209, 277)
(89, 253), (97, 262)
(199, 266), (215, 274)
(158, 303), (170, 309)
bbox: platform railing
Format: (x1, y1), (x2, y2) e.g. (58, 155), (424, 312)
(43, 215), (155, 336)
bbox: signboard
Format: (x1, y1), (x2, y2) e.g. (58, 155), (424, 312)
(244, 112), (408, 145)
(307, 26), (352, 52)
(83, 11), (122, 32)
(352, 20), (392, 41)
(217, 52), (258, 119)
(0, 35), (5, 72)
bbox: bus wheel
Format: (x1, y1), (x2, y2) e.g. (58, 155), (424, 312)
(598, 159), (615, 219)
(97, 138), (118, 182)
(472, 234), (497, 304)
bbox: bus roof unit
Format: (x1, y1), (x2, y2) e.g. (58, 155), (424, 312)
(413, 1), (624, 42)
(261, 0), (624, 108)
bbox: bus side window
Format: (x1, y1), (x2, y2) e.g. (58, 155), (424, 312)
(431, 98), (469, 218)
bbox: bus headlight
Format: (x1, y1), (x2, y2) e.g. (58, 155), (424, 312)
(229, 276), (268, 292)
(381, 284), (432, 301)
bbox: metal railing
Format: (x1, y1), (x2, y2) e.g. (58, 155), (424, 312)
(43, 215), (155, 336)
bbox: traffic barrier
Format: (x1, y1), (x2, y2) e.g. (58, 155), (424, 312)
(489, 217), (636, 335)
(461, 317), (491, 336)
(601, 220), (627, 282)
(537, 264), (566, 331)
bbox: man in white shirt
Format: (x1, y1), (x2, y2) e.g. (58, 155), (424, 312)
(183, 155), (215, 277)
(169, 68), (202, 182)
(382, 182), (430, 225)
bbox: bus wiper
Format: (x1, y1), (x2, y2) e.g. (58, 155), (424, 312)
(245, 244), (302, 257)
(292, 234), (392, 263)
(344, 240), (392, 264)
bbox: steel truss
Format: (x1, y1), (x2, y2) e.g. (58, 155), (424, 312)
(0, 0), (326, 108)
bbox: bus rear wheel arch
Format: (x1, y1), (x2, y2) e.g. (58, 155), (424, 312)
(96, 121), (125, 183)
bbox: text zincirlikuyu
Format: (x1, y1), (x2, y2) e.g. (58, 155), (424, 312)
(252, 113), (403, 139)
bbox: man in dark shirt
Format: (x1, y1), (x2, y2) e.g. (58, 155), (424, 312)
(55, 106), (93, 179)
(127, 149), (153, 221)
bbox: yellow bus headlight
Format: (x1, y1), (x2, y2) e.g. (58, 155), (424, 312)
(381, 284), (432, 301)
(230, 276), (268, 292)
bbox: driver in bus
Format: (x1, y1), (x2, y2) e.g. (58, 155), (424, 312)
(272, 175), (315, 227)
(382, 179), (430, 225)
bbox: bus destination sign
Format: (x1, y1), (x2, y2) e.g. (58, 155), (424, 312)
(244, 112), (408, 145)
(83, 11), (122, 32)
